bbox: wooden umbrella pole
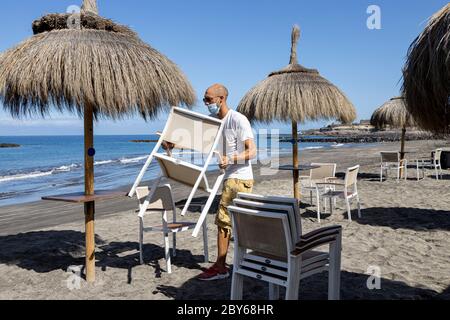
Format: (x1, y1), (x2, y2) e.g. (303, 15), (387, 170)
(400, 126), (406, 159)
(81, 0), (99, 15)
(84, 102), (95, 283)
(292, 121), (300, 200)
(400, 126), (406, 178)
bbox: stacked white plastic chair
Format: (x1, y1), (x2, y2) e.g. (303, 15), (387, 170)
(228, 193), (342, 300)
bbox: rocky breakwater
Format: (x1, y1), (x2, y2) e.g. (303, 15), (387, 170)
(0, 143), (20, 148)
(280, 130), (447, 144)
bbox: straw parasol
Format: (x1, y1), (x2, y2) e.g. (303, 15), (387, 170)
(238, 25), (356, 200)
(0, 1), (195, 119)
(402, 4), (450, 133)
(0, 0), (195, 282)
(371, 97), (415, 174)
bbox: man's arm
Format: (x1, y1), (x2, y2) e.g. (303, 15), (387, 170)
(219, 139), (257, 169)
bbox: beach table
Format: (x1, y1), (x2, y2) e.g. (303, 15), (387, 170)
(42, 190), (125, 282)
(275, 164), (321, 172)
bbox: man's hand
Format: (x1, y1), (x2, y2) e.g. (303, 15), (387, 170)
(162, 141), (175, 151)
(219, 155), (230, 170)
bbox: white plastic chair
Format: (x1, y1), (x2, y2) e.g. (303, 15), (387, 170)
(380, 152), (407, 182)
(236, 193), (302, 242)
(135, 185), (207, 274)
(129, 107), (227, 242)
(418, 148), (443, 180)
(229, 194), (342, 300)
(316, 165), (361, 222)
(299, 163), (337, 222)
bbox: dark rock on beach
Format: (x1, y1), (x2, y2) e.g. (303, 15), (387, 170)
(0, 143), (20, 148)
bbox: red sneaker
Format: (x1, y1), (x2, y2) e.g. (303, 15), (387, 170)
(197, 266), (230, 281)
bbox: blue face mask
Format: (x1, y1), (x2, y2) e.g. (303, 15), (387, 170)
(207, 103), (220, 116)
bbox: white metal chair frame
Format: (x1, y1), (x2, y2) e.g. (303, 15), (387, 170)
(316, 165), (361, 222)
(379, 152), (407, 182)
(417, 148), (443, 180)
(135, 184), (207, 274)
(299, 163), (337, 223)
(129, 107), (228, 266)
(229, 194), (342, 300)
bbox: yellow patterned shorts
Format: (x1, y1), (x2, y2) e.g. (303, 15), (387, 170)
(215, 178), (254, 231)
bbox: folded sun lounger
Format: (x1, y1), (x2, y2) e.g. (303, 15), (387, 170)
(129, 107), (227, 239)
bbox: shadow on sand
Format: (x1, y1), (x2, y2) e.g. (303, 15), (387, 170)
(357, 207), (450, 231)
(426, 173), (450, 180)
(337, 170), (450, 182)
(175, 195), (221, 214)
(300, 201), (358, 222)
(0, 194), (220, 283)
(154, 270), (450, 300)
(334, 171), (385, 182)
(0, 230), (206, 282)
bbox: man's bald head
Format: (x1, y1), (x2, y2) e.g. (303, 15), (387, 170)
(203, 84), (230, 118)
(205, 84), (229, 101)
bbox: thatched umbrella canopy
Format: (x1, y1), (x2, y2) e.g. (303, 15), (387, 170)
(403, 4), (450, 133)
(371, 97), (415, 160)
(0, 0), (195, 282)
(0, 1), (195, 119)
(238, 25), (356, 200)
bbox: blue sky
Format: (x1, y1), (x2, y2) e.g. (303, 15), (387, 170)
(0, 0), (448, 136)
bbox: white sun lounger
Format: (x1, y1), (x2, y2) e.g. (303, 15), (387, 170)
(129, 107), (227, 242)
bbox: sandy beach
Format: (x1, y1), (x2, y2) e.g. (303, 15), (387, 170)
(1, 140), (450, 300)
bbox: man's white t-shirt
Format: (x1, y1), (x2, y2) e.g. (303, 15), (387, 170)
(215, 110), (254, 180)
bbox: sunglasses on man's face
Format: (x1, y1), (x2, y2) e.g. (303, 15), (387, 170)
(203, 96), (222, 104)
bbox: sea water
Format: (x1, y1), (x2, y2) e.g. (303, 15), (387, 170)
(0, 135), (351, 206)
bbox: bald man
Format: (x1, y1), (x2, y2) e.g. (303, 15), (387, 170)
(198, 84), (257, 281)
